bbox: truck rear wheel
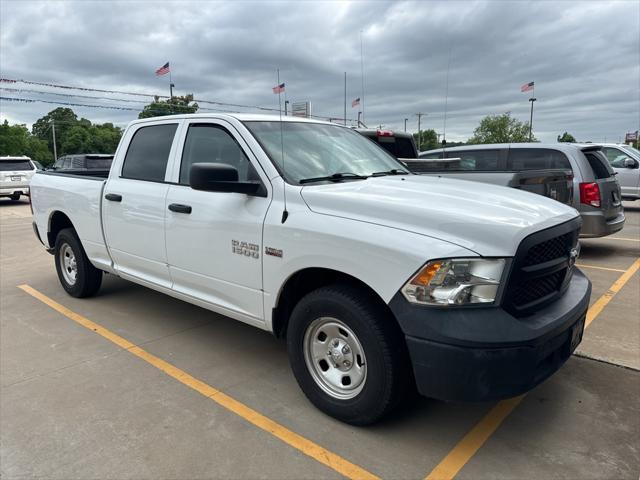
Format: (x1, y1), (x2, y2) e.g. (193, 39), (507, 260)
(10, 194), (20, 201)
(54, 228), (102, 298)
(286, 284), (410, 425)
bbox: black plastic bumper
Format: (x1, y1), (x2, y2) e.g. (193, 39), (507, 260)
(390, 269), (591, 402)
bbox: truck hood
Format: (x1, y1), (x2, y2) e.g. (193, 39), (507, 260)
(300, 175), (579, 257)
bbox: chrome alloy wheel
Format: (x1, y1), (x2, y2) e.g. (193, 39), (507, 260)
(59, 243), (78, 285)
(303, 317), (367, 400)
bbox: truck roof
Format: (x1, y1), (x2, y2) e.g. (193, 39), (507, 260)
(128, 113), (337, 128)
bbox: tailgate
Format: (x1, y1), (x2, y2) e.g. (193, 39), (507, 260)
(583, 150), (622, 219)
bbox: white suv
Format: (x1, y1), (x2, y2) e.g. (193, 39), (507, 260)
(0, 156), (36, 200)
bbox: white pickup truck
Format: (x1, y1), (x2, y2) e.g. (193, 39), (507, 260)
(30, 114), (591, 425)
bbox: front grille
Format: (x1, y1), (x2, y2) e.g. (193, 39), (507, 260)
(510, 270), (565, 307)
(504, 218), (581, 317)
(523, 232), (573, 266)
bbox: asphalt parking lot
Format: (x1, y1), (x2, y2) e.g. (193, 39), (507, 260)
(1, 199), (638, 480)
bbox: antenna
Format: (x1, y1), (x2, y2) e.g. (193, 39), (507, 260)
(442, 43), (452, 158)
(277, 68), (289, 223)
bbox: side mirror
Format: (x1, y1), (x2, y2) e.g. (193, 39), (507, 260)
(189, 163), (266, 196)
(623, 158), (637, 168)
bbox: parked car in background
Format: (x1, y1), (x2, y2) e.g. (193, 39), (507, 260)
(32, 160), (45, 170)
(0, 156), (36, 200)
(52, 154), (114, 171)
(419, 144), (625, 238)
(584, 143), (639, 201)
(355, 128), (419, 158)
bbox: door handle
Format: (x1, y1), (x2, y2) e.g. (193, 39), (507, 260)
(168, 203), (192, 214)
(105, 193), (122, 202)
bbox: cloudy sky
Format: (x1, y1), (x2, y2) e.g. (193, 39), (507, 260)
(1, 0), (638, 143)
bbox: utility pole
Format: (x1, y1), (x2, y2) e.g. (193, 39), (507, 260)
(404, 118), (408, 132)
(51, 120), (57, 162)
(415, 112), (425, 151)
(528, 97), (536, 142)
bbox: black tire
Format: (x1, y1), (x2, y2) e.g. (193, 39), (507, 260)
(10, 194), (20, 201)
(286, 284), (411, 425)
(54, 228), (102, 298)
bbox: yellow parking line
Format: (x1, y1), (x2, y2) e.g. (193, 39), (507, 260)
(576, 263), (626, 273)
(585, 258), (640, 328)
(17, 284), (379, 480)
(424, 258), (640, 480)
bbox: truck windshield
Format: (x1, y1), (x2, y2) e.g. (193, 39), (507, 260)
(244, 121), (408, 184)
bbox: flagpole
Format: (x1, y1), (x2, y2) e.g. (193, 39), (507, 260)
(528, 83), (536, 142)
(169, 63), (174, 100)
(344, 72), (347, 126)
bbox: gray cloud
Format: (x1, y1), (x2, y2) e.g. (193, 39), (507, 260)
(1, 0), (638, 143)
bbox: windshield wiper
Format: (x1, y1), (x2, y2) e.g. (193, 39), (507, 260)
(299, 172), (369, 184)
(370, 169), (409, 177)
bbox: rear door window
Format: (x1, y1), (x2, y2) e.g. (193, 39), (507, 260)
(444, 150), (500, 171)
(584, 152), (614, 179)
(122, 123), (178, 182)
(508, 149), (572, 171)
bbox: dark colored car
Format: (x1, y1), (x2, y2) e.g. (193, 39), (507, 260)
(52, 154), (114, 171)
(354, 129), (419, 159)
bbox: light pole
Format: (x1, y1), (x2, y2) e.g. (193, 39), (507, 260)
(284, 100), (289, 116)
(415, 112), (425, 151)
(357, 111), (363, 127)
(404, 118), (408, 132)
(528, 97), (536, 142)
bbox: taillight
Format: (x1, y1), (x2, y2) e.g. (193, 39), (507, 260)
(377, 129), (394, 137)
(579, 182), (601, 207)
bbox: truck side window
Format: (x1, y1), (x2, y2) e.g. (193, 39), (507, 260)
(122, 123), (178, 182)
(444, 150), (500, 171)
(179, 124), (252, 185)
(508, 149), (571, 171)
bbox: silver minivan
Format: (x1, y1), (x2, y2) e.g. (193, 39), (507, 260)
(587, 143), (640, 201)
(419, 143), (625, 238)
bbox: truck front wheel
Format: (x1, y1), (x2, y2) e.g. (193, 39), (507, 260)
(286, 284), (410, 425)
(54, 228), (102, 298)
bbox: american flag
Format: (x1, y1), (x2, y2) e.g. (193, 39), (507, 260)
(155, 62), (170, 76)
(521, 81), (534, 92)
(351, 97), (360, 108)
(272, 82), (285, 94)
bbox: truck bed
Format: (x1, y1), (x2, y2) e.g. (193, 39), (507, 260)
(30, 171), (112, 271)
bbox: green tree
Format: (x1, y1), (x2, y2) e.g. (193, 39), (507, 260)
(32, 107), (79, 154)
(557, 132), (576, 143)
(138, 94), (199, 119)
(412, 129), (438, 151)
(30, 108), (123, 157)
(468, 112), (535, 144)
(0, 120), (53, 164)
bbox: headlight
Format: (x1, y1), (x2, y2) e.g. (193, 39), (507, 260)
(402, 258), (505, 306)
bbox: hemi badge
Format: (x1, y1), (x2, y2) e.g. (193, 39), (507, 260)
(265, 247), (283, 258)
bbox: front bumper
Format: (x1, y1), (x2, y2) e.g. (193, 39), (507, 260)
(389, 269), (591, 402)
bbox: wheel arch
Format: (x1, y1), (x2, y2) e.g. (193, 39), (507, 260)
(271, 267), (400, 339)
(47, 211), (75, 248)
